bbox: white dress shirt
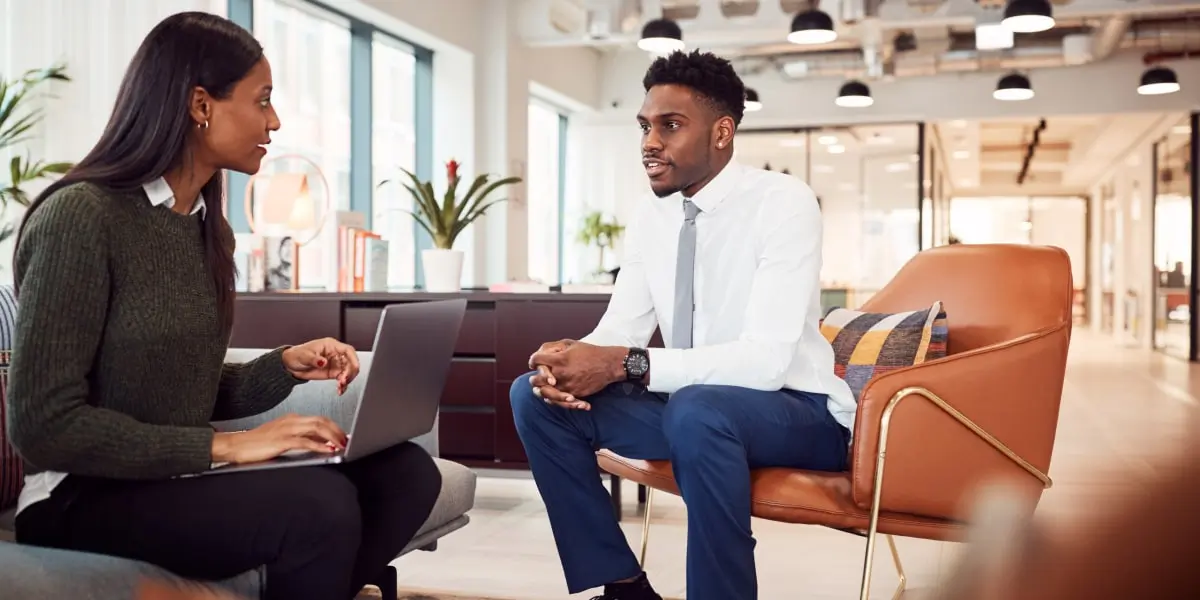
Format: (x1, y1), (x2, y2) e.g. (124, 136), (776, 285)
(580, 160), (857, 432)
(16, 177), (206, 516)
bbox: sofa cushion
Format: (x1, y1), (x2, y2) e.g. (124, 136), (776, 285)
(416, 457), (477, 537)
(820, 301), (948, 401)
(0, 540), (262, 600)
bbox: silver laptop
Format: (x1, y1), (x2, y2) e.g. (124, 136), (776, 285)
(183, 298), (466, 477)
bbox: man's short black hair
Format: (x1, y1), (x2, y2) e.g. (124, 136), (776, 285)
(642, 49), (746, 127)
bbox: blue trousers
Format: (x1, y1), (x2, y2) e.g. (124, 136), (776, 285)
(510, 374), (850, 600)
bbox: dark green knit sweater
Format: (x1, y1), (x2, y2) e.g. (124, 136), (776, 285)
(6, 182), (302, 480)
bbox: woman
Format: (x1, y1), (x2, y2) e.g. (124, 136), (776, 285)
(6, 12), (441, 600)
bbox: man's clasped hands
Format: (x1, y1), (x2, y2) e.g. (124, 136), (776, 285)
(527, 339), (632, 410)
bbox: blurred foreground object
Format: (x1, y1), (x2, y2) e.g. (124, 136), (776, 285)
(137, 578), (247, 600)
(935, 436), (1200, 600)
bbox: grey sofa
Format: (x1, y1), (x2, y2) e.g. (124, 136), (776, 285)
(0, 347), (477, 599)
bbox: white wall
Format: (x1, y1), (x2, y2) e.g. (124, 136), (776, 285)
(0, 0), (227, 283)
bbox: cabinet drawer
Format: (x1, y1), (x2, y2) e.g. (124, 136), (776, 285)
(343, 302), (496, 354)
(442, 359), (495, 408)
(438, 412), (495, 460)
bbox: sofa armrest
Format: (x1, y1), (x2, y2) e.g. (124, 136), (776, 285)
(215, 348), (440, 458)
(850, 323), (1069, 521)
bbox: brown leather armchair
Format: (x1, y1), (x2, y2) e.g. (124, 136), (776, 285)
(597, 244), (1074, 599)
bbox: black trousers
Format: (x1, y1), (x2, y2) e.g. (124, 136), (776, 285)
(14, 441), (442, 600)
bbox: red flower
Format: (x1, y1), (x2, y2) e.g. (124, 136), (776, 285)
(446, 159), (460, 181)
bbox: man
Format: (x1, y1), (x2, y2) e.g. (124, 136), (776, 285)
(509, 50), (856, 600)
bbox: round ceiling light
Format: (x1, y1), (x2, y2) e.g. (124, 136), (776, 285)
(637, 18), (684, 54)
(834, 80), (873, 108)
(1138, 66), (1181, 95)
(1002, 0), (1055, 33)
(744, 88), (763, 112)
(787, 10), (837, 45)
(993, 72), (1034, 101)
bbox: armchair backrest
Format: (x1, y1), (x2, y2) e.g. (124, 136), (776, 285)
(862, 244), (1074, 354)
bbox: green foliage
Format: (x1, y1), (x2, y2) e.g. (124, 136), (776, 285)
(379, 162), (521, 250)
(576, 211), (625, 274)
(0, 63), (73, 241)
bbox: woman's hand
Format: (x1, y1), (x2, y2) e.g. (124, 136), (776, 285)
(211, 414), (348, 464)
(282, 337), (361, 395)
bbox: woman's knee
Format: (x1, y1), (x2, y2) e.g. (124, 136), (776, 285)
(278, 469), (363, 547)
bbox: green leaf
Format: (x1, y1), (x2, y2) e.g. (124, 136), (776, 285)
(456, 176), (520, 225)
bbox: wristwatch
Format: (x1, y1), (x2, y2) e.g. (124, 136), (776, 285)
(623, 348), (650, 381)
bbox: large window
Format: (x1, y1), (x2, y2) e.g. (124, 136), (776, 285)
(527, 99), (567, 285)
(371, 33), (417, 288)
(230, 0), (432, 290)
(254, 0), (351, 289)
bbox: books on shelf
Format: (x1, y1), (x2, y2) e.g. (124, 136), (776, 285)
(336, 211), (389, 292)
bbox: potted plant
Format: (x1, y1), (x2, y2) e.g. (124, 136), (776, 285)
(0, 64), (73, 242)
(380, 159), (520, 292)
(576, 211), (625, 282)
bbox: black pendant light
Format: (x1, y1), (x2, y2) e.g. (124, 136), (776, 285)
(834, 80), (872, 107)
(744, 88), (763, 112)
(1002, 0), (1055, 33)
(993, 72), (1034, 101)
(788, 10), (837, 45)
(1138, 65), (1181, 95)
(638, 18), (684, 54)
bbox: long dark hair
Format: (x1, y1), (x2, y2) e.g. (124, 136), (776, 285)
(14, 11), (263, 331)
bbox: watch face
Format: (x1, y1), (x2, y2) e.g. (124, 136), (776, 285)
(627, 353), (649, 376)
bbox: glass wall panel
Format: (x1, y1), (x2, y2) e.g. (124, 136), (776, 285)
(735, 124), (922, 309)
(1152, 118), (1193, 359)
(371, 33), (417, 288)
(527, 100), (565, 285)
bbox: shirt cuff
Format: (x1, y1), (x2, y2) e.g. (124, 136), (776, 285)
(646, 347), (687, 394)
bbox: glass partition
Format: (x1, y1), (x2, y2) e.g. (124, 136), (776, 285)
(735, 123), (923, 310)
(1151, 117), (1193, 359)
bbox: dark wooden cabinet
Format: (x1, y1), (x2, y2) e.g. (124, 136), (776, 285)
(230, 290), (623, 468)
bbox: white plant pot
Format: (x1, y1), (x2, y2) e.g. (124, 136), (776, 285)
(422, 248), (464, 292)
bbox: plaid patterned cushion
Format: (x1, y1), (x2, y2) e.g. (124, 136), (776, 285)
(819, 301), (948, 402)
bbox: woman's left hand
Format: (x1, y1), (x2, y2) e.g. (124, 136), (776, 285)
(282, 338), (361, 395)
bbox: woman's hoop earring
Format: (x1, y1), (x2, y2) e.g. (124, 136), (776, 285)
(199, 120), (209, 130)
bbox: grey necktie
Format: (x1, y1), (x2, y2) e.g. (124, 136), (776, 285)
(672, 199), (701, 349)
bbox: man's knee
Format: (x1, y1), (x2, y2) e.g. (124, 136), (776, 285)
(662, 385), (733, 456)
(509, 371), (546, 429)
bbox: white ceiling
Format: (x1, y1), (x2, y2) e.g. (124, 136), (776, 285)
(935, 111), (1184, 196)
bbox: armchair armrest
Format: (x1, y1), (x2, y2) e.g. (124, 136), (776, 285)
(213, 349), (440, 458)
(850, 323), (1069, 521)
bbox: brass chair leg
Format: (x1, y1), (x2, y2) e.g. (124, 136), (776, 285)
(637, 487), (655, 568)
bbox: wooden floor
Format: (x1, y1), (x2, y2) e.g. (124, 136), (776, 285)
(388, 329), (1200, 599)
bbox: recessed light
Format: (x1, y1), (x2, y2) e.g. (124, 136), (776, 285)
(950, 119), (968, 128)
(779, 138), (806, 148)
(818, 135), (838, 145)
(1172, 125), (1191, 135)
(953, 150), (970, 159)
(827, 144), (845, 154)
(885, 162), (911, 172)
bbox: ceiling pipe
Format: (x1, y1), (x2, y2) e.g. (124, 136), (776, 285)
(1090, 14), (1133, 61)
